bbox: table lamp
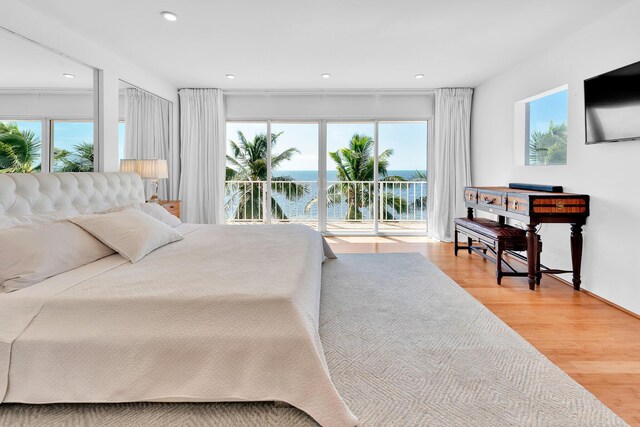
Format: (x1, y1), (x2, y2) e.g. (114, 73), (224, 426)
(119, 158), (168, 202)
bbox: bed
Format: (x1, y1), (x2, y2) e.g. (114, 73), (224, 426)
(0, 172), (357, 427)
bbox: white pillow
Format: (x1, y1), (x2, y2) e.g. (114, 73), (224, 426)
(69, 208), (183, 263)
(135, 202), (182, 228)
(0, 221), (115, 293)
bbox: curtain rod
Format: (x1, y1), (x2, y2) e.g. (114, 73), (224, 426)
(179, 88), (435, 96)
(222, 89), (435, 96)
(120, 79), (174, 104)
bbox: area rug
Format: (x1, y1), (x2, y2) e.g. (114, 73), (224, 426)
(0, 253), (627, 426)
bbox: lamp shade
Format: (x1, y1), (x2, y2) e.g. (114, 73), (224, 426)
(120, 159), (168, 180)
(137, 159), (169, 180)
(119, 159), (139, 173)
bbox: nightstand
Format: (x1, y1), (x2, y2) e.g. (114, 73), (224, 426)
(157, 200), (181, 219)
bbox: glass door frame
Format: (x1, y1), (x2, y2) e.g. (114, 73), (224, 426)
(376, 119), (430, 235)
(268, 120), (321, 228)
(324, 120), (377, 234)
(225, 117), (432, 236)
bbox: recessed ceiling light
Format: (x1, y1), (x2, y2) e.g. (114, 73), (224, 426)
(161, 11), (178, 21)
(415, 74), (424, 79)
(321, 73), (331, 79)
(62, 73), (76, 79)
(226, 74), (236, 79)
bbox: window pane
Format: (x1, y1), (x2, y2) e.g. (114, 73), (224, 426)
(270, 123), (318, 228)
(52, 121), (94, 172)
(526, 89), (568, 166)
(118, 122), (126, 161)
(0, 120), (42, 173)
(225, 122), (268, 223)
(326, 122), (375, 233)
(378, 122), (428, 232)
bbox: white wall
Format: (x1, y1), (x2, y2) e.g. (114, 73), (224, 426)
(0, 0), (179, 174)
(226, 92), (434, 120)
(0, 92), (93, 118)
(471, 1), (640, 314)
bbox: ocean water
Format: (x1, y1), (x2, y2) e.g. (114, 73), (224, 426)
(226, 170), (428, 222)
(272, 170), (424, 181)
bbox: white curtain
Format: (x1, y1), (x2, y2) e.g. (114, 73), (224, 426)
(427, 88), (473, 242)
(125, 88), (173, 199)
(178, 88), (226, 224)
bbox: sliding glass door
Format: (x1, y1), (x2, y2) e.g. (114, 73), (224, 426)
(326, 122), (376, 233)
(378, 121), (428, 232)
(270, 122), (319, 228)
(225, 122), (268, 223)
(225, 119), (429, 234)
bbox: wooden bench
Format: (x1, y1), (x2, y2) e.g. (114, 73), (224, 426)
(454, 217), (541, 285)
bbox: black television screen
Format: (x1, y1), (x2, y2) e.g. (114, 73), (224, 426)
(584, 60), (640, 144)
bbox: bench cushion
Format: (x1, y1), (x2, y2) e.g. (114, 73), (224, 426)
(454, 217), (526, 240)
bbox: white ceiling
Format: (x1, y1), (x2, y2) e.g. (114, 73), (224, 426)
(0, 28), (93, 90)
(18, 0), (632, 89)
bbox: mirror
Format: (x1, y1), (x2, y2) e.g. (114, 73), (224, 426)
(0, 28), (97, 173)
(118, 79), (173, 200)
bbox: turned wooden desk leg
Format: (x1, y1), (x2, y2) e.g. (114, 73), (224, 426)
(466, 207), (474, 254)
(536, 237), (542, 286)
(526, 224), (538, 291)
(454, 227), (459, 256)
(570, 223), (584, 291)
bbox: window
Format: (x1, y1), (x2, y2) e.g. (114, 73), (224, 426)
(0, 120), (42, 173)
(1, 119), (96, 173)
(51, 120), (94, 172)
(118, 121), (126, 161)
(524, 88), (568, 166)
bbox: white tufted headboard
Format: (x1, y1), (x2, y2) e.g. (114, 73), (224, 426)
(0, 173), (145, 223)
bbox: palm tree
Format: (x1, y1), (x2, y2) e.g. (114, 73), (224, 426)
(226, 131), (307, 220)
(529, 121), (567, 165)
(55, 142), (94, 172)
(0, 122), (41, 173)
(307, 133), (407, 220)
(409, 170), (428, 212)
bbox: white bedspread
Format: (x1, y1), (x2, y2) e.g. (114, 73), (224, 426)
(0, 224), (356, 427)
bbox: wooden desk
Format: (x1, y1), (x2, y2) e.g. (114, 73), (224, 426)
(464, 186), (589, 290)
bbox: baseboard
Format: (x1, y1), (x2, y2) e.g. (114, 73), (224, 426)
(552, 275), (640, 320)
(503, 253), (640, 320)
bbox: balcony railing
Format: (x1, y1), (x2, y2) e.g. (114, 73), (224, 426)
(225, 180), (427, 230)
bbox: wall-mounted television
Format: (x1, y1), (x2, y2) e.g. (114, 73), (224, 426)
(584, 59), (640, 144)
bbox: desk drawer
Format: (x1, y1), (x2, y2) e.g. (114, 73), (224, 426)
(507, 195), (529, 214)
(478, 190), (505, 209)
(464, 188), (478, 204)
(532, 197), (588, 214)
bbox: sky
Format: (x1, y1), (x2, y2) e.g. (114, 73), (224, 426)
(4, 120), (94, 153)
(6, 120), (427, 172)
(52, 121), (93, 152)
(529, 89), (568, 133)
(226, 122), (428, 172)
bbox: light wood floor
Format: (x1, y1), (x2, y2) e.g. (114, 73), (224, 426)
(326, 236), (640, 426)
